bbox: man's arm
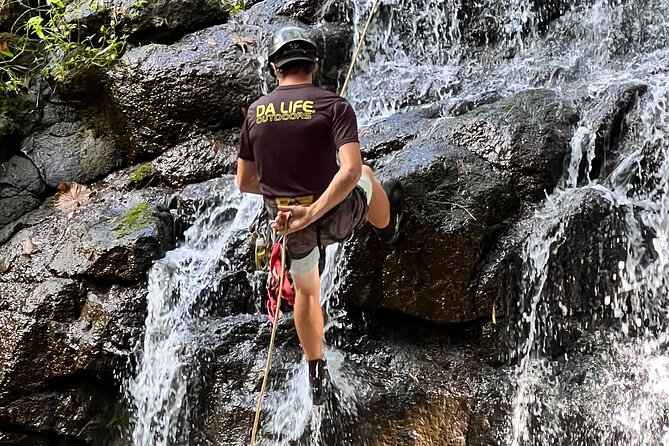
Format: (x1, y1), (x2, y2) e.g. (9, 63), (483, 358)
(275, 142), (362, 235)
(236, 158), (262, 194)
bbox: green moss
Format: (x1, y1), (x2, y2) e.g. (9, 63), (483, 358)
(112, 202), (154, 237)
(130, 162), (153, 184)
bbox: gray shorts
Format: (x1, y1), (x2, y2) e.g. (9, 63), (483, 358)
(265, 174), (373, 275)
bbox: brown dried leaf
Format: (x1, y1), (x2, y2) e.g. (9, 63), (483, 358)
(233, 35), (256, 53)
(22, 237), (41, 256)
(54, 182), (92, 218)
(0, 41), (9, 53)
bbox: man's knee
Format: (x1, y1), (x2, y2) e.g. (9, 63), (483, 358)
(362, 164), (373, 177)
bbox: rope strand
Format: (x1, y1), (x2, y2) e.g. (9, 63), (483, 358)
(339, 0), (381, 98)
(250, 225), (289, 445)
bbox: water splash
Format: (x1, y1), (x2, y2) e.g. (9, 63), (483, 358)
(128, 184), (261, 445)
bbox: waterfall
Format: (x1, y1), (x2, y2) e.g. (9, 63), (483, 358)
(128, 184), (262, 445)
(124, 0), (669, 444)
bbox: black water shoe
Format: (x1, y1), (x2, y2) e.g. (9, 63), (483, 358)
(375, 179), (404, 244)
(308, 358), (330, 406)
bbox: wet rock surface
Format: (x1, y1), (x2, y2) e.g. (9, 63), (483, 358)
(450, 89), (579, 202)
(65, 0), (231, 43)
(106, 15), (350, 160)
(343, 136), (520, 323)
(152, 131), (239, 187)
(22, 105), (121, 188)
(193, 311), (502, 446)
(0, 156), (45, 228)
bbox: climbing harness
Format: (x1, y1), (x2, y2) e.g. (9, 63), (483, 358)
(250, 217), (290, 446)
(249, 0), (381, 440)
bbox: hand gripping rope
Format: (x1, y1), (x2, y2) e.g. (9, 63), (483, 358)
(250, 1), (381, 442)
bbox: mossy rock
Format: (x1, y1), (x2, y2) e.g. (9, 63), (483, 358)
(112, 202), (156, 237)
(128, 162), (154, 187)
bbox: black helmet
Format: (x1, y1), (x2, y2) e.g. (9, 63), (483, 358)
(267, 26), (318, 68)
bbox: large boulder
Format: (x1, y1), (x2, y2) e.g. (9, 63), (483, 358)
(65, 0), (231, 42)
(340, 89), (579, 324)
(343, 133), (519, 323)
(0, 280), (146, 399)
(0, 156), (45, 227)
(0, 182), (173, 284)
(152, 131), (239, 187)
(106, 16), (351, 160)
(475, 188), (628, 360)
(22, 104), (122, 187)
(450, 89), (579, 201)
(193, 310), (499, 445)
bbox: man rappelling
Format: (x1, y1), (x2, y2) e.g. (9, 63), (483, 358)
(236, 26), (403, 406)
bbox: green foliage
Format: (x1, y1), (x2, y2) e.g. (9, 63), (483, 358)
(0, 0), (128, 94)
(113, 202), (154, 237)
(224, 0), (244, 15)
(131, 0), (148, 9)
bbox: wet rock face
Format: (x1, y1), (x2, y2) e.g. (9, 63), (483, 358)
(65, 0), (231, 43)
(22, 104), (122, 188)
(106, 16), (351, 160)
(0, 177), (162, 440)
(0, 156), (45, 228)
(193, 311), (499, 446)
(153, 131), (239, 187)
(476, 189), (628, 360)
(345, 138), (519, 324)
(106, 24), (262, 160)
(451, 89), (579, 201)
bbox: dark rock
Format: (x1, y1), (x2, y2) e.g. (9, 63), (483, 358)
(23, 106), (122, 188)
(343, 130), (520, 324)
(0, 184), (173, 284)
(194, 311), (497, 445)
(105, 24), (262, 160)
(476, 189), (628, 359)
(0, 84), (43, 158)
(153, 131), (239, 187)
(0, 155), (45, 227)
(259, 0), (348, 25)
(451, 89), (579, 202)
(64, 0), (231, 43)
(0, 283), (145, 400)
(106, 17), (351, 159)
(359, 105), (440, 165)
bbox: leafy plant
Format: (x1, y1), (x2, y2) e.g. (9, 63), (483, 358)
(224, 0), (244, 15)
(131, 0), (148, 9)
(0, 0), (128, 94)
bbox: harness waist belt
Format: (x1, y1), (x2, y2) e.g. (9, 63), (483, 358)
(274, 195), (314, 207)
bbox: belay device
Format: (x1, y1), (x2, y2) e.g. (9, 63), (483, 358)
(248, 209), (295, 323)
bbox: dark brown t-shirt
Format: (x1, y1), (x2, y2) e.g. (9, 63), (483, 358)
(238, 84), (358, 199)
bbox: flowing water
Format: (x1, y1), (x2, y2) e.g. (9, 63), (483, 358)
(127, 183), (262, 445)
(126, 0), (669, 444)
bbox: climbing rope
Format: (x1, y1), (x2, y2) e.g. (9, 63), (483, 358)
(250, 220), (289, 446)
(250, 1), (381, 441)
(339, 0), (381, 98)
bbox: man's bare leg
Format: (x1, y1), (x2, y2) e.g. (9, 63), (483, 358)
(362, 165), (390, 228)
(291, 262), (323, 361)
